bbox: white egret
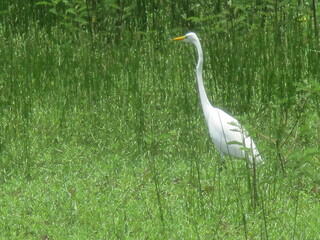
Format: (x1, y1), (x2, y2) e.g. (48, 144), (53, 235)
(173, 32), (262, 166)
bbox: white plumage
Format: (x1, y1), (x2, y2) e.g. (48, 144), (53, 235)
(173, 32), (262, 165)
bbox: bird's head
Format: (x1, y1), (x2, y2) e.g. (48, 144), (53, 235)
(172, 32), (199, 44)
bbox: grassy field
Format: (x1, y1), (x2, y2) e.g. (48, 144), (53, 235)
(1, 1), (320, 239)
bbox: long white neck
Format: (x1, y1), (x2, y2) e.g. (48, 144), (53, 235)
(194, 40), (211, 111)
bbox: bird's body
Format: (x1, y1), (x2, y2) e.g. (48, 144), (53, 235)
(173, 32), (262, 165)
(204, 105), (261, 163)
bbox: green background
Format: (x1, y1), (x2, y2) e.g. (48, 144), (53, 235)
(0, 1), (319, 239)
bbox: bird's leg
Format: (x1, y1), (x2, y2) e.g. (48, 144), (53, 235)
(219, 154), (227, 171)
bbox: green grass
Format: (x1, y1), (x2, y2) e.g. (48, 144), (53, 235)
(1, 10), (320, 239)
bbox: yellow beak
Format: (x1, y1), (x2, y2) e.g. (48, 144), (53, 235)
(172, 35), (186, 41)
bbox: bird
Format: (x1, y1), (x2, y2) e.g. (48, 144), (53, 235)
(173, 32), (263, 166)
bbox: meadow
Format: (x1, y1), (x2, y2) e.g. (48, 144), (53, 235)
(0, 1), (319, 239)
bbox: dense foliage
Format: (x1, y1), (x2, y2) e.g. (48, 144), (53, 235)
(0, 1), (319, 239)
